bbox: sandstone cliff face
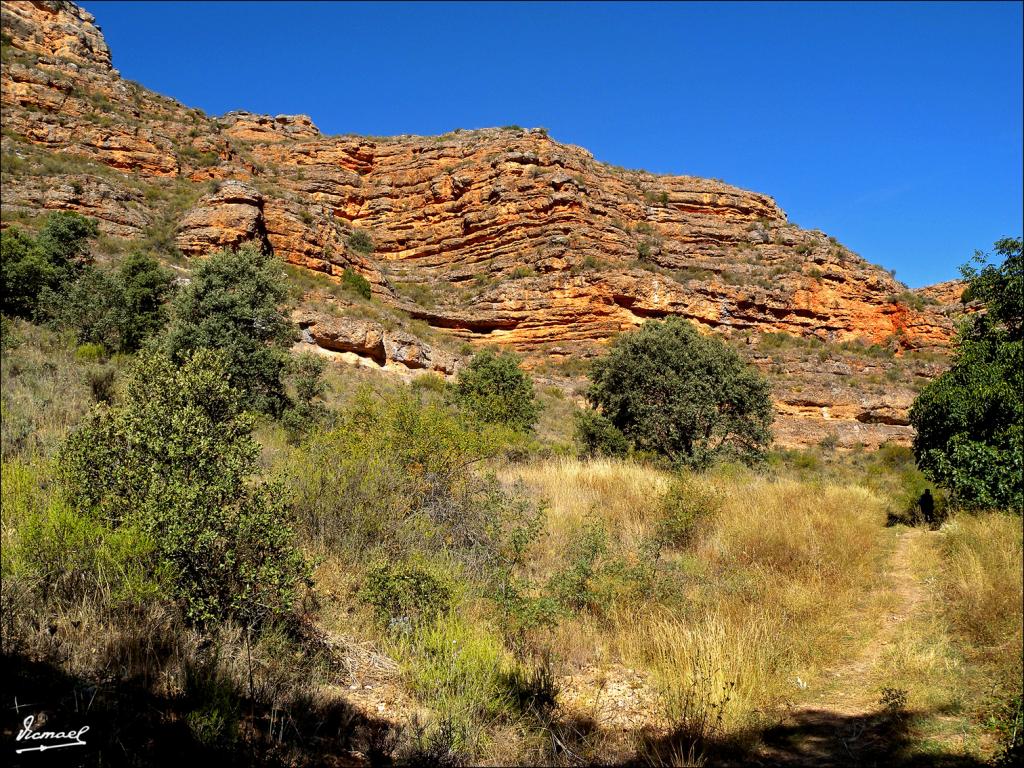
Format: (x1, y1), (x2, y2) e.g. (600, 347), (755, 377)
(0, 2), (962, 446)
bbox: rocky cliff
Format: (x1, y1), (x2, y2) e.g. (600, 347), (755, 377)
(1, 1), (964, 447)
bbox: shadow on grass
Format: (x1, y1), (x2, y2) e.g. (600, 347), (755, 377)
(626, 706), (990, 768)
(1, 653), (396, 767)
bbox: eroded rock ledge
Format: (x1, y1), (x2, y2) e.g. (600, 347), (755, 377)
(0, 1), (965, 447)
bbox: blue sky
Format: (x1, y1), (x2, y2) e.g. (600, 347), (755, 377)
(82, 1), (1022, 287)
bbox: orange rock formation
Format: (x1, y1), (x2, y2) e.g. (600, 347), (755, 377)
(1, 1), (965, 447)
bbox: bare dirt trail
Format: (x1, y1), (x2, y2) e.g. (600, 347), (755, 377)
(749, 526), (961, 767)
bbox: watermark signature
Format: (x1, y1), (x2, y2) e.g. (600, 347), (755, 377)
(15, 715), (89, 754)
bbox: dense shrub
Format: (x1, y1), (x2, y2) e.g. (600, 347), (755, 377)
(47, 251), (172, 353)
(1, 212), (98, 318)
(164, 246), (292, 415)
(584, 317), (774, 468)
(910, 237), (1023, 511)
(347, 229), (374, 254)
(281, 351), (329, 442)
(359, 558), (455, 627)
(397, 613), (525, 746)
(548, 521), (608, 613)
(574, 408), (630, 458)
(286, 387), (528, 565)
(59, 349), (310, 626)
(657, 475), (721, 549)
(1, 458), (163, 610)
(341, 267), (372, 299)
(448, 349), (539, 432)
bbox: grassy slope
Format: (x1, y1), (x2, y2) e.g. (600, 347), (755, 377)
(1, 320), (1020, 766)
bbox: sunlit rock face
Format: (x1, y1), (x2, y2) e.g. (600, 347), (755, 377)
(1, 1), (964, 447)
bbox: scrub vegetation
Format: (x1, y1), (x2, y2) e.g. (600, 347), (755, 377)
(1, 219), (1020, 766)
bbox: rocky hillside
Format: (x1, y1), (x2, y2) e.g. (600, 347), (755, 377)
(1, 1), (966, 447)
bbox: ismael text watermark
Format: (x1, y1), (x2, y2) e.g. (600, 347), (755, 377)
(15, 715), (89, 754)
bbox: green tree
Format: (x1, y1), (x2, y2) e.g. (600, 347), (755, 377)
(910, 237), (1023, 511)
(1, 212), (98, 319)
(448, 349), (539, 432)
(347, 229), (374, 254)
(36, 210), (100, 266)
(47, 252), (172, 353)
(281, 351), (329, 442)
(574, 409), (630, 458)
(584, 317), (773, 468)
(164, 246), (292, 415)
(59, 349), (310, 626)
(116, 251), (174, 350)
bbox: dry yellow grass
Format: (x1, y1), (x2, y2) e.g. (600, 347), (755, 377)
(939, 512), (1024, 655)
(505, 458), (893, 744)
(508, 455), (672, 556)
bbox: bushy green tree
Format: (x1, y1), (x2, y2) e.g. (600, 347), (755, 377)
(59, 349), (310, 626)
(47, 251), (172, 353)
(910, 237), (1023, 511)
(164, 246), (292, 415)
(281, 351), (329, 442)
(574, 409), (629, 458)
(117, 251), (175, 348)
(1, 212), (98, 319)
(448, 349), (539, 432)
(347, 229), (374, 254)
(584, 317), (773, 468)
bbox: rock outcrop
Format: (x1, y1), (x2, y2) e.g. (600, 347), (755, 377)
(295, 310), (457, 376)
(0, 2), (965, 446)
(176, 180), (271, 256)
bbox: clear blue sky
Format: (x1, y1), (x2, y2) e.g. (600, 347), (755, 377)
(82, 1), (1022, 287)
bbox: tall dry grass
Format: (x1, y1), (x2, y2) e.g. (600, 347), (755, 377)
(939, 513), (1023, 654)
(506, 458), (890, 747)
(508, 456), (672, 565)
(620, 475), (887, 737)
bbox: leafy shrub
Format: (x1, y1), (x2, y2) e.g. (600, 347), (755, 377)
(448, 349), (539, 432)
(637, 239), (655, 261)
(286, 387), (528, 570)
(574, 409), (629, 458)
(396, 280), (439, 307)
(59, 349), (310, 627)
(341, 267), (372, 299)
(397, 613), (525, 743)
(584, 317), (774, 468)
(183, 660), (241, 749)
(281, 352), (328, 442)
(164, 246), (292, 415)
(411, 372), (447, 394)
(347, 229), (374, 254)
(819, 431), (839, 451)
(879, 687), (909, 713)
(359, 559), (454, 627)
(1, 460), (164, 610)
(888, 290), (928, 311)
(1, 212), (98, 318)
(657, 476), (721, 549)
(47, 251), (172, 353)
(400, 716), (468, 768)
(74, 342), (107, 363)
(548, 521), (608, 613)
(910, 237), (1022, 511)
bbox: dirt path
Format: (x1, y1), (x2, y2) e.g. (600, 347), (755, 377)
(751, 527), (936, 767)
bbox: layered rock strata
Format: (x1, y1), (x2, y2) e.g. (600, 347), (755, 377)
(0, 2), (964, 445)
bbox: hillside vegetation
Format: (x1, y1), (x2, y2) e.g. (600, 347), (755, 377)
(0, 5), (1019, 761)
(2, 238), (1020, 764)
